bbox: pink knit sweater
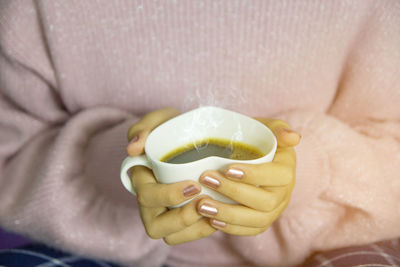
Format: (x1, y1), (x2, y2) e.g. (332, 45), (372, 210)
(0, 1), (399, 266)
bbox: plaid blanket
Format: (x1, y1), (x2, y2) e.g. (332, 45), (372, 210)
(0, 244), (119, 267)
(1, 239), (399, 266)
(303, 238), (400, 267)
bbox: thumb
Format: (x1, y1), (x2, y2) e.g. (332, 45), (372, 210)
(127, 107), (180, 156)
(254, 118), (301, 148)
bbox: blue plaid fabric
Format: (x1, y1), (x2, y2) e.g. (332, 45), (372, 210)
(0, 244), (120, 267)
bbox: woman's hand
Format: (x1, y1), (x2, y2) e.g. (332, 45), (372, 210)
(197, 118), (300, 236)
(126, 108), (217, 245)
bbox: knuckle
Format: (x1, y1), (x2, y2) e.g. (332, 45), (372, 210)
(280, 166), (293, 185)
(270, 196), (281, 210)
(248, 213), (270, 228)
(178, 208), (194, 228)
(225, 210), (237, 224)
(225, 183), (239, 196)
(136, 192), (147, 206)
(260, 196), (277, 212)
(166, 190), (180, 205)
(163, 237), (175, 246)
(198, 225), (213, 238)
(261, 204), (274, 212)
(145, 225), (161, 239)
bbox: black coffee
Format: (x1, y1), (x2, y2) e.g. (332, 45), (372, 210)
(160, 138), (264, 164)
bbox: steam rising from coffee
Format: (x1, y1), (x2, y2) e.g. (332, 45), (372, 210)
(181, 88), (246, 153)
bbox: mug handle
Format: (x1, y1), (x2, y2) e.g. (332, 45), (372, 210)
(120, 155), (152, 195)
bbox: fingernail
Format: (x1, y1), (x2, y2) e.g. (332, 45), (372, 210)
(211, 219), (226, 228)
(226, 168), (244, 179)
(283, 128), (301, 137)
(199, 204), (218, 216)
(201, 176), (220, 189)
(283, 128), (295, 133)
(183, 185), (200, 198)
(129, 135), (139, 144)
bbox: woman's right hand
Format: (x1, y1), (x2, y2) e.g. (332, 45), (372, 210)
(126, 108), (217, 245)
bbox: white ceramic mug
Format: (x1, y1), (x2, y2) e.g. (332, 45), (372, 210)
(120, 106), (277, 206)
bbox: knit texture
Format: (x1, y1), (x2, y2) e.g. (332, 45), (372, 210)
(0, 1), (399, 266)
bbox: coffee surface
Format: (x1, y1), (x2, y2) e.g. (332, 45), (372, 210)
(160, 138), (264, 164)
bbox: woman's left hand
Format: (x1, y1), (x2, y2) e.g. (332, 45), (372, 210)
(197, 118), (301, 236)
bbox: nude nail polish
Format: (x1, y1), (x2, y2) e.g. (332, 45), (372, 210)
(129, 135), (139, 144)
(211, 219), (226, 228)
(226, 168), (244, 179)
(183, 185), (200, 197)
(201, 176), (220, 189)
(199, 204), (218, 216)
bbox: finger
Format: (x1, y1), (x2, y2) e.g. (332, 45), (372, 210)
(127, 107), (179, 140)
(126, 129), (150, 156)
(199, 171), (288, 212)
(163, 217), (217, 245)
(207, 197), (291, 236)
(197, 199), (271, 228)
(198, 193), (290, 228)
(253, 118), (301, 148)
(224, 147), (296, 186)
(126, 107), (180, 156)
(210, 219), (266, 236)
(140, 196), (209, 239)
(132, 166), (201, 207)
(275, 127), (301, 147)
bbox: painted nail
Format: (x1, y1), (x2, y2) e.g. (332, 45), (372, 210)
(201, 176), (220, 189)
(199, 204), (218, 216)
(183, 185), (200, 198)
(226, 168), (244, 179)
(211, 219), (226, 228)
(129, 135), (139, 144)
